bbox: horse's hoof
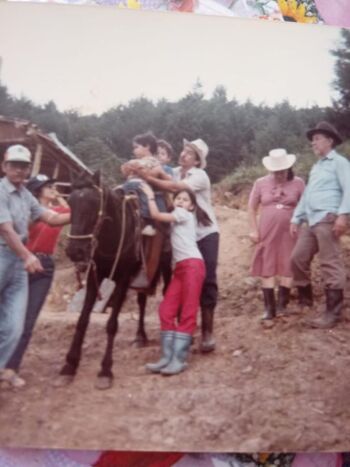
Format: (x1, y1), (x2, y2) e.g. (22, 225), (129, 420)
(53, 374), (74, 387)
(95, 376), (113, 390)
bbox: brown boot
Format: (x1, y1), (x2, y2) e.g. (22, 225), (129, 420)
(308, 289), (343, 329)
(261, 288), (276, 320)
(297, 284), (313, 307)
(276, 286), (290, 315)
(200, 306), (216, 353)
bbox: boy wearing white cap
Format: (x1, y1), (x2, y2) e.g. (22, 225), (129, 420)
(0, 145), (70, 383)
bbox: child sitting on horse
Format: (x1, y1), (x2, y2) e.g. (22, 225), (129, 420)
(141, 183), (212, 375)
(121, 132), (171, 236)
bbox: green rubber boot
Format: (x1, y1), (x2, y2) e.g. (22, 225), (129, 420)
(161, 332), (192, 376)
(145, 331), (175, 373)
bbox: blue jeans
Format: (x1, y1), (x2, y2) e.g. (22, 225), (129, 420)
(0, 245), (28, 369)
(7, 254), (55, 371)
(123, 180), (167, 218)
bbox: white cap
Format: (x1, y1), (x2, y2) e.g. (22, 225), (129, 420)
(4, 145), (32, 163)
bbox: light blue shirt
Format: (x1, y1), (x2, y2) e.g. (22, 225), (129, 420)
(292, 150), (350, 227)
(0, 177), (44, 245)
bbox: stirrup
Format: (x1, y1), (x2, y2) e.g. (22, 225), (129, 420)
(141, 225), (156, 236)
(130, 267), (149, 289)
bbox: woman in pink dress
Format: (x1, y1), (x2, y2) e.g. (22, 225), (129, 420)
(248, 149), (305, 320)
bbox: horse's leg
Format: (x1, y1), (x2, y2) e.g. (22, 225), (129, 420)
(134, 292), (148, 347)
(161, 250), (172, 295)
(56, 281), (97, 385)
(95, 284), (128, 390)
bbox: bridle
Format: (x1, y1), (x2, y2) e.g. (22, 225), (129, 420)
(67, 184), (105, 244)
(67, 183), (130, 295)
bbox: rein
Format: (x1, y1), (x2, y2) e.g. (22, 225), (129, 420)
(68, 184), (129, 294)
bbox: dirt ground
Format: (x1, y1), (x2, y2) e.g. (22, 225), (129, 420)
(1, 204), (350, 452)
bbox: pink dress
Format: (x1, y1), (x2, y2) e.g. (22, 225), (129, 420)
(249, 174), (305, 277)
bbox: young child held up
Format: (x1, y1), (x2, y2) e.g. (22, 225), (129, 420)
(121, 132), (171, 236)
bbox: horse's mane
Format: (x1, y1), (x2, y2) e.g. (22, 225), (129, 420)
(70, 174), (126, 213)
(71, 176), (98, 190)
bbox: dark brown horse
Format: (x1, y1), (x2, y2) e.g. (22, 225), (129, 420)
(57, 171), (169, 389)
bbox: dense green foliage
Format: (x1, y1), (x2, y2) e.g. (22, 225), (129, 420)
(0, 81), (328, 184)
(329, 29), (350, 137)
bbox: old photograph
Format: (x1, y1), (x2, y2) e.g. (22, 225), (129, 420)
(0, 1), (350, 451)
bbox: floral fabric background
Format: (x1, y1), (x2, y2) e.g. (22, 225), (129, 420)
(0, 0), (349, 465)
(5, 0), (350, 26)
(3, 0), (322, 22)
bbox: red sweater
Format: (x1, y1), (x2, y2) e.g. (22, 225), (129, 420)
(26, 205), (70, 255)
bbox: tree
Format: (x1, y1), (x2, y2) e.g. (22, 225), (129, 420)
(331, 29), (350, 136)
(72, 136), (123, 184)
(332, 29), (350, 110)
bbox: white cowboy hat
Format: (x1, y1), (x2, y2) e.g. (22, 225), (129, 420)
(262, 148), (296, 172)
(4, 145), (31, 164)
(183, 138), (209, 169)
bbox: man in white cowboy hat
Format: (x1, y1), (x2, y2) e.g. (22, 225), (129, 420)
(290, 121), (350, 329)
(0, 145), (70, 386)
(139, 138), (219, 352)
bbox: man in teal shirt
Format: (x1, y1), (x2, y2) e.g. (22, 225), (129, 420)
(290, 122), (350, 328)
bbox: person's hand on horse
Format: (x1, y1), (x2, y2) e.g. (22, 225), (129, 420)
(333, 214), (348, 238)
(24, 253), (44, 274)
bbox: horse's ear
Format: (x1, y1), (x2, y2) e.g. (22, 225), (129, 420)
(70, 170), (83, 188)
(92, 170), (101, 187)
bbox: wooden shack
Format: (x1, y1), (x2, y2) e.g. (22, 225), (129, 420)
(0, 116), (92, 193)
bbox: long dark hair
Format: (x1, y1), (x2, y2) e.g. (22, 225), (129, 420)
(173, 188), (212, 227)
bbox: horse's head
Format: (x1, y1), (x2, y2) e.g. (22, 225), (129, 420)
(66, 171), (104, 267)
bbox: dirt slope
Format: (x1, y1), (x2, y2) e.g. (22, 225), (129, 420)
(1, 205), (350, 452)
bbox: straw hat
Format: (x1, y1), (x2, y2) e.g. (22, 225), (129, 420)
(183, 139), (209, 169)
(262, 148), (296, 172)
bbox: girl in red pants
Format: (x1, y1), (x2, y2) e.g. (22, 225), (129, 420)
(141, 184), (211, 375)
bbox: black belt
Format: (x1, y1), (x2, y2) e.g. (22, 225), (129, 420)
(33, 252), (53, 258)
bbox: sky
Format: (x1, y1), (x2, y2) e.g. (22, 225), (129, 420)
(0, 2), (343, 115)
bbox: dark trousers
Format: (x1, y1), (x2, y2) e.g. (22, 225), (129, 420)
(7, 255), (55, 371)
(197, 232), (219, 309)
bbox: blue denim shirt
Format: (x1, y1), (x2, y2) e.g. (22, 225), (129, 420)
(162, 164), (174, 178)
(292, 150), (350, 226)
(0, 177), (44, 245)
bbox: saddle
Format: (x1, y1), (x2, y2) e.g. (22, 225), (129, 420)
(121, 189), (165, 293)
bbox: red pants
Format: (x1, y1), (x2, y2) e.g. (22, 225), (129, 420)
(159, 258), (205, 334)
